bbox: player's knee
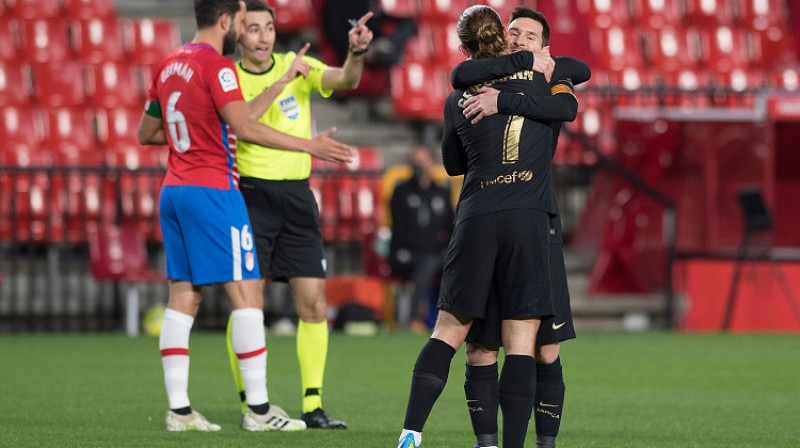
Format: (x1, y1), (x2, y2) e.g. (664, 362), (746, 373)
(465, 343), (499, 366)
(296, 296), (326, 322)
(535, 342), (561, 364)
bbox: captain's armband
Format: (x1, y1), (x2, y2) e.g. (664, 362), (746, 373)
(550, 80), (575, 96)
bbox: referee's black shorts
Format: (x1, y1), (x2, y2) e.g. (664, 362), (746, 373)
(239, 177), (326, 282)
(437, 208), (554, 321)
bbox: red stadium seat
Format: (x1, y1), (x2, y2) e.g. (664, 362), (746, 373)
(713, 68), (765, 108)
(125, 18), (180, 66)
(0, 62), (32, 107)
(643, 26), (701, 72)
(476, 0), (525, 23)
(379, 0), (419, 18)
(88, 222), (165, 334)
(684, 0), (736, 26)
(336, 176), (356, 242)
(749, 27), (798, 69)
(63, 0), (117, 20)
(590, 26), (646, 71)
(390, 62), (450, 121)
(417, 0), (471, 25)
(769, 67), (800, 91)
(72, 18), (126, 63)
(105, 145), (165, 239)
(429, 22), (466, 70)
(1, 143), (53, 243)
(6, 0), (62, 20)
(40, 107), (97, 159)
(87, 62), (142, 109)
(698, 25), (751, 72)
(319, 176), (339, 242)
(0, 143), (52, 243)
(630, 0), (683, 29)
(0, 105), (41, 146)
(659, 69), (717, 107)
(0, 17), (19, 62)
(401, 34), (434, 64)
(96, 106), (146, 147)
(18, 18), (72, 63)
(735, 0), (788, 30)
(578, 0), (632, 29)
(270, 0), (314, 33)
(31, 62), (87, 107)
(88, 223), (164, 282)
(50, 151), (107, 242)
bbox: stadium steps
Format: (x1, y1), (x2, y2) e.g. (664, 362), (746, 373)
(564, 248), (670, 332)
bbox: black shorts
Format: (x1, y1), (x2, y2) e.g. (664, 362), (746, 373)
(467, 219), (576, 347)
(239, 177), (326, 282)
(437, 209), (554, 320)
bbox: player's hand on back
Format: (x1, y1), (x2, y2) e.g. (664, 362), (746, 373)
(308, 127), (356, 164)
(348, 12), (374, 53)
(283, 43), (311, 81)
(532, 47), (554, 83)
(463, 87), (500, 124)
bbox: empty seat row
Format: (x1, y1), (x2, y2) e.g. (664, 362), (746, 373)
(580, 0), (790, 30)
(4, 0), (117, 20)
(591, 25), (797, 73)
(0, 16), (179, 65)
(0, 61), (148, 108)
(0, 105), (158, 166)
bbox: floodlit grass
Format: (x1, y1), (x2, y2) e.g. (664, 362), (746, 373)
(1, 332), (798, 447)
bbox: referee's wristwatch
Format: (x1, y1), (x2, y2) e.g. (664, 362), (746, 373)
(349, 45), (369, 56)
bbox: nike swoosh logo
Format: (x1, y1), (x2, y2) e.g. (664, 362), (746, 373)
(539, 402), (559, 408)
(552, 322), (566, 330)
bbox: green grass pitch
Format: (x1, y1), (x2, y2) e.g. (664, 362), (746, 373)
(1, 332), (799, 447)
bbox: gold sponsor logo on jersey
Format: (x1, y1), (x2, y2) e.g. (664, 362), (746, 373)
(480, 170), (533, 189)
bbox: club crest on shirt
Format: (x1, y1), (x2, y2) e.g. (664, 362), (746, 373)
(279, 95), (300, 120)
(218, 67), (238, 92)
(245, 251), (255, 271)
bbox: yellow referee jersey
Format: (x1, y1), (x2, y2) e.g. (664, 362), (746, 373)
(236, 52), (332, 180)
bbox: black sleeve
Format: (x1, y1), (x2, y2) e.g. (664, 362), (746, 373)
(497, 81), (579, 122)
(552, 56), (591, 86)
(450, 51), (533, 89)
(441, 99), (467, 176)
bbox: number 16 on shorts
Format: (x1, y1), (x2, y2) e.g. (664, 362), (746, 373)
(231, 224), (258, 280)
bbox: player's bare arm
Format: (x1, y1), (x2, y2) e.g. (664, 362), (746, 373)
(247, 43), (311, 119)
(221, 99), (355, 164)
(321, 11), (373, 90)
(137, 112), (168, 145)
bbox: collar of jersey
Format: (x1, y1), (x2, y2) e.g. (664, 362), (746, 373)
(183, 42), (216, 51)
(238, 56), (276, 76)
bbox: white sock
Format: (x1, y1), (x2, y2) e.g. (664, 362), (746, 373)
(400, 429), (422, 447)
(159, 308), (194, 410)
(231, 307), (268, 407)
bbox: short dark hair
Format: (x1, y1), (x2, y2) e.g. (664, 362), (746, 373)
(509, 6), (550, 47)
(244, 0), (274, 19)
(194, 0), (241, 30)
